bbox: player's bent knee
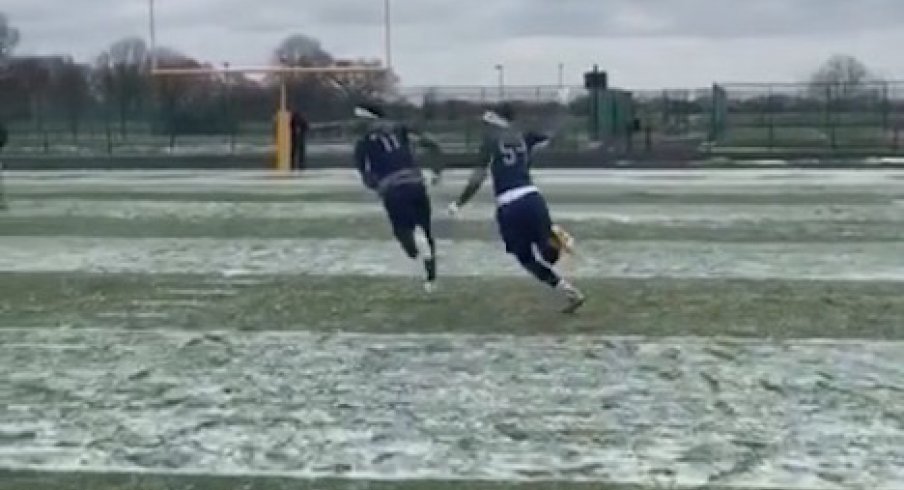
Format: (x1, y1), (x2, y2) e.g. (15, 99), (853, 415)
(513, 249), (536, 267)
(394, 229), (419, 259)
(541, 246), (560, 266)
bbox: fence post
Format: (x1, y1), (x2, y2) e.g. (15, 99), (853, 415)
(709, 85), (716, 142)
(104, 102), (114, 155)
(464, 89), (473, 152)
(41, 99), (50, 154)
(883, 82), (891, 149)
(825, 85), (837, 149)
(767, 86), (775, 150)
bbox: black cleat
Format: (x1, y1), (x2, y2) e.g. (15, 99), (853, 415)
(424, 257), (437, 283)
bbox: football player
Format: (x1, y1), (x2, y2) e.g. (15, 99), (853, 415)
(353, 103), (441, 291)
(449, 104), (585, 313)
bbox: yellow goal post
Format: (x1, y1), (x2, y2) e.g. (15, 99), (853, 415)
(151, 65), (388, 173)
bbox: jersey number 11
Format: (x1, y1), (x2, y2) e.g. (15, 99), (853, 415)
(374, 134), (402, 153)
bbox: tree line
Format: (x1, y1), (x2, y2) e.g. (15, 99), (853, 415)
(1, 11), (896, 142)
(0, 14), (395, 140)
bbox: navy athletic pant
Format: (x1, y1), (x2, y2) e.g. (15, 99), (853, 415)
(496, 192), (561, 287)
(382, 182), (435, 259)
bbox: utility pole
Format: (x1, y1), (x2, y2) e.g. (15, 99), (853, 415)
(148, 0), (157, 69)
(384, 0), (393, 70)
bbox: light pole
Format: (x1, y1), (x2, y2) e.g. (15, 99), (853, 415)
(384, 0), (393, 70)
(558, 62), (565, 88)
(148, 0), (157, 69)
(495, 64), (505, 100)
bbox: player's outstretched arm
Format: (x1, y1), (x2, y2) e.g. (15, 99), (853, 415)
(408, 128), (444, 183)
(454, 166), (488, 209)
(409, 129), (441, 154)
(451, 139), (491, 212)
(526, 132), (553, 153)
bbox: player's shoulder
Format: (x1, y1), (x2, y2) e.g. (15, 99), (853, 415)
(390, 120), (410, 135)
(371, 120), (407, 136)
(525, 130), (550, 144)
(498, 127), (529, 145)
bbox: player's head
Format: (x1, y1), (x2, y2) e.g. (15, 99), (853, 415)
(352, 102), (387, 135)
(482, 103), (515, 128)
(354, 103), (386, 120)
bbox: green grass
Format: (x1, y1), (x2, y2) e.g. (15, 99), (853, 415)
(0, 470), (825, 490)
(1, 273), (902, 339)
(719, 125), (897, 148)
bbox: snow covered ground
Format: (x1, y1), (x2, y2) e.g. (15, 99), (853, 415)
(1, 169), (902, 489)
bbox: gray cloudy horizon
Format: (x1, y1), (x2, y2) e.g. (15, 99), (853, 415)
(4, 0), (904, 88)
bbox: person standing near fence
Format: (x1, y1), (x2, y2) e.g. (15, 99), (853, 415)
(291, 112), (309, 171)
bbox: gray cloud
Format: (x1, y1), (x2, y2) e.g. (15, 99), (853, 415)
(504, 0), (904, 38)
(3, 0), (904, 87)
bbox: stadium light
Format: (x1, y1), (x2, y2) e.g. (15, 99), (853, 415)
(495, 64), (505, 100)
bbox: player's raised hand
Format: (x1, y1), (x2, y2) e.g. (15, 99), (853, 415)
(447, 202), (461, 218)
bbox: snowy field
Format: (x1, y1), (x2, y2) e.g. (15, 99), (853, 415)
(1, 169), (903, 490)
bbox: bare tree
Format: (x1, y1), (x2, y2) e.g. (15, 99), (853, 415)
(274, 34), (332, 67)
(809, 54), (878, 99)
(95, 37), (151, 138)
(50, 59), (91, 141)
(270, 35), (335, 119)
(153, 47), (222, 137)
(0, 13), (20, 61)
(331, 58), (398, 100)
(10, 58), (52, 133)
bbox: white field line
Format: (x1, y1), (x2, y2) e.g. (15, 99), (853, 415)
(6, 168), (904, 189)
(0, 236), (903, 281)
(6, 199), (903, 224)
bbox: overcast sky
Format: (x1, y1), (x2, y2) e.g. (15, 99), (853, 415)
(4, 0), (904, 88)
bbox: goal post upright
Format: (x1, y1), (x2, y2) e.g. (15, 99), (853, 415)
(151, 65), (388, 173)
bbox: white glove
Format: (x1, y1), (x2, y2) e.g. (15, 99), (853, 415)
(447, 202), (461, 218)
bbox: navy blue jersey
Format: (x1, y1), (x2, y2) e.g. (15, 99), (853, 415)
(481, 128), (550, 196)
(355, 122), (419, 190)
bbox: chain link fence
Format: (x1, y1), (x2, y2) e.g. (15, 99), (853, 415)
(3, 58), (904, 158)
(713, 81), (904, 150)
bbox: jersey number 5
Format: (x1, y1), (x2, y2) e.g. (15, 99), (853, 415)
(500, 141), (526, 166)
